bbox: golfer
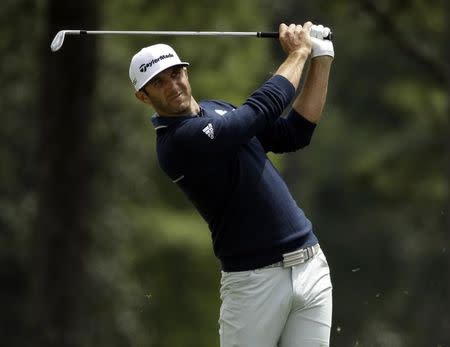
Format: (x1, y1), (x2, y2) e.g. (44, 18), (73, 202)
(130, 22), (334, 347)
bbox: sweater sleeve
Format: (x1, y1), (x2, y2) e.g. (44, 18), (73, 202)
(256, 108), (317, 153)
(173, 75), (295, 153)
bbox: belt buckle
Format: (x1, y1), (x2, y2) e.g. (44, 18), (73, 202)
(282, 245), (318, 268)
(282, 249), (306, 268)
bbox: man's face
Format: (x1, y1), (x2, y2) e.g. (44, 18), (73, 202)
(137, 65), (193, 116)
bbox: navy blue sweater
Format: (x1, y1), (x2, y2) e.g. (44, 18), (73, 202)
(151, 75), (318, 271)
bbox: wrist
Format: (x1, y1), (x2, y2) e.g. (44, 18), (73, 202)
(311, 55), (333, 64)
(288, 49), (310, 62)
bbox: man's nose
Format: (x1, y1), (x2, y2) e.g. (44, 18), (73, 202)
(164, 77), (178, 91)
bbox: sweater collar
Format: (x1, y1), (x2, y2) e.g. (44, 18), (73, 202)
(150, 108), (204, 130)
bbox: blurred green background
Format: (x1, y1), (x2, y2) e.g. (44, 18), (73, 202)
(1, 0), (448, 346)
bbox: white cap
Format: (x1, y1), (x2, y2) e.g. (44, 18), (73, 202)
(129, 44), (189, 91)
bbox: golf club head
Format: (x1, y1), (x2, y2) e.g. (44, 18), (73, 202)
(50, 31), (66, 52)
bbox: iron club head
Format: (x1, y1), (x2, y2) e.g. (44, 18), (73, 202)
(50, 30), (66, 52)
(50, 30), (82, 51)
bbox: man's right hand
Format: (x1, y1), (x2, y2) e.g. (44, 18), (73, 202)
(278, 22), (312, 58)
(274, 22), (312, 90)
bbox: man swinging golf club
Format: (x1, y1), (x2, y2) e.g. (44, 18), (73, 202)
(130, 21), (334, 347)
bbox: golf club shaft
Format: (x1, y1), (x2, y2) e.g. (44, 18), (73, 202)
(73, 30), (279, 37)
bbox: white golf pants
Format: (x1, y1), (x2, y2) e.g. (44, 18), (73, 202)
(219, 248), (332, 347)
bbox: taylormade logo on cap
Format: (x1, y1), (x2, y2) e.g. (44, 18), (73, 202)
(139, 53), (174, 72)
(129, 44), (189, 91)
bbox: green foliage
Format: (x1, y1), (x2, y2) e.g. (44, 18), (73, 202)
(0, 0), (448, 346)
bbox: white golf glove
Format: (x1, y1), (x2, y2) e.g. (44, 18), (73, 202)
(310, 24), (334, 59)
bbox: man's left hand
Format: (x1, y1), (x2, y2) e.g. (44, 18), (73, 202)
(311, 24), (334, 59)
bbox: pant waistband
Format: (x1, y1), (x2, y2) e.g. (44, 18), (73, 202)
(263, 244), (321, 269)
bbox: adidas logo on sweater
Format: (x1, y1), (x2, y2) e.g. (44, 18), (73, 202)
(202, 123), (215, 139)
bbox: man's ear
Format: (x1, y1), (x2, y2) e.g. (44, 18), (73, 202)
(135, 90), (152, 106)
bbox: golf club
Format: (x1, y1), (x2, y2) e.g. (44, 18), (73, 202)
(50, 27), (332, 52)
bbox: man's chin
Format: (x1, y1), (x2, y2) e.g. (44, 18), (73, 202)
(171, 102), (192, 115)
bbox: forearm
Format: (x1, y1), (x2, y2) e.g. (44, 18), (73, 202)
(274, 50), (309, 90)
(292, 56), (332, 123)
